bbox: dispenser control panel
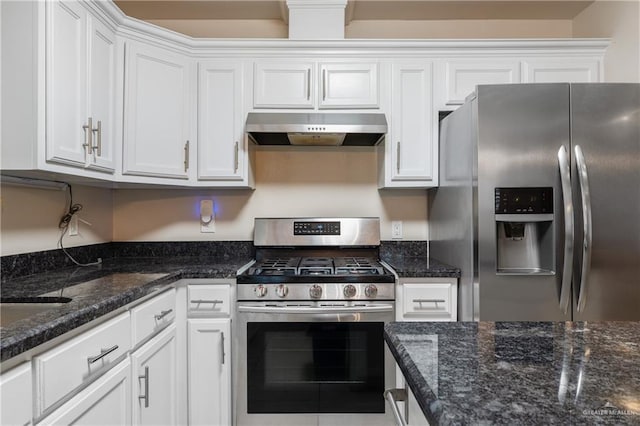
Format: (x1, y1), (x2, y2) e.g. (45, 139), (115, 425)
(495, 187), (553, 214)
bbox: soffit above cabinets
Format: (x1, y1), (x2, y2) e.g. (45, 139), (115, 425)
(114, 0), (595, 23)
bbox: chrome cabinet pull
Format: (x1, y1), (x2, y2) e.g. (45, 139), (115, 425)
(138, 366), (149, 408)
(87, 344), (119, 364)
(154, 309), (173, 321)
(384, 388), (408, 426)
(557, 146), (574, 314)
(190, 299), (223, 305)
(82, 117), (94, 155)
(184, 141), (190, 172)
(413, 299), (445, 304)
(220, 331), (225, 365)
(396, 142), (401, 173)
(307, 68), (311, 100)
(322, 69), (326, 101)
(575, 145), (593, 312)
(234, 141), (239, 173)
(91, 120), (102, 156)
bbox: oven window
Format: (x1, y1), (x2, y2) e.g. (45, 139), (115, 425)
(247, 322), (385, 413)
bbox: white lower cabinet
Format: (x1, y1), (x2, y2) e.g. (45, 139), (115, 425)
(406, 386), (429, 426)
(38, 359), (132, 425)
(187, 318), (231, 426)
(0, 362), (32, 425)
(131, 324), (178, 426)
(397, 278), (458, 322)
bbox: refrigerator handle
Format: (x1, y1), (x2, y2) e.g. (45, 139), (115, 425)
(574, 145), (593, 312)
(557, 146), (574, 314)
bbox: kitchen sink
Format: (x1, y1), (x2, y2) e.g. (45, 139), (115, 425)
(0, 297), (72, 327)
(1, 273), (169, 328)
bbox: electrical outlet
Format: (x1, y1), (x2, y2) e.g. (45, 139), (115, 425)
(69, 215), (79, 236)
(391, 221), (403, 239)
(200, 200), (215, 233)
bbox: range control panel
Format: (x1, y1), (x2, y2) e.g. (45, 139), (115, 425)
(495, 187), (553, 214)
(294, 221), (341, 235)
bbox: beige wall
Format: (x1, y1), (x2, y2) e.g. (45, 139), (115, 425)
(346, 19), (573, 39)
(573, 0), (640, 82)
(113, 148), (428, 242)
(0, 184), (113, 256)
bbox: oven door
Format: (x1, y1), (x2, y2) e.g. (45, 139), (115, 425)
(235, 302), (396, 426)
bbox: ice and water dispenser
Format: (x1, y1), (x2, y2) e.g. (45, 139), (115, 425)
(494, 187), (554, 274)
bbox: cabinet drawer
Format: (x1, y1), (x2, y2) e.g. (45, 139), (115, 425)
(402, 283), (455, 320)
(187, 285), (231, 316)
(131, 288), (176, 347)
(34, 312), (131, 415)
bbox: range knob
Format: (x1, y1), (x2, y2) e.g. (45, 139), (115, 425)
(275, 284), (289, 298)
(365, 285), (378, 298)
(254, 284), (267, 298)
(343, 284), (357, 298)
(309, 284), (323, 299)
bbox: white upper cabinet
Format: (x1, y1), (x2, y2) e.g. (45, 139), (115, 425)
(45, 0), (115, 172)
(198, 61), (250, 184)
(443, 59), (521, 105)
(319, 62), (379, 109)
(46, 0), (87, 168)
(522, 58), (600, 83)
(380, 61), (435, 188)
(253, 61), (379, 109)
(86, 14), (117, 172)
(254, 61), (315, 109)
(123, 41), (193, 179)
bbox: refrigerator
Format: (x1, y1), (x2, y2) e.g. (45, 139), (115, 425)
(430, 83), (640, 321)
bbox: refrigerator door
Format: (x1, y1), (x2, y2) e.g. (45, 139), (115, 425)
(570, 83), (640, 320)
(476, 84), (572, 321)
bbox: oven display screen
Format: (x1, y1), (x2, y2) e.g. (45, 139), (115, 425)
(247, 322), (384, 413)
(294, 221), (341, 235)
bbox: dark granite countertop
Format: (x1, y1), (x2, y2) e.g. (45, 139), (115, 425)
(385, 321), (640, 425)
(383, 257), (460, 278)
(0, 257), (250, 362)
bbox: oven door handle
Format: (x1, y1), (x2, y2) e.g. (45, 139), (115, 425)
(237, 304), (394, 314)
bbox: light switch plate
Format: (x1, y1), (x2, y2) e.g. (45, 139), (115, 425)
(200, 200), (215, 233)
(391, 221), (403, 239)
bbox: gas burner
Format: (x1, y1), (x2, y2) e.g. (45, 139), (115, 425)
(298, 257), (334, 275)
(334, 257), (384, 275)
(249, 257), (299, 276)
(335, 268), (380, 275)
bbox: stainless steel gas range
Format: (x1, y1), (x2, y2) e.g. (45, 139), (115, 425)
(234, 218), (397, 426)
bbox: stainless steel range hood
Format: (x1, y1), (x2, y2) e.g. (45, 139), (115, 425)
(245, 112), (387, 146)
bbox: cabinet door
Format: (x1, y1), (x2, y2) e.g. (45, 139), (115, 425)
(123, 42), (192, 179)
(198, 61), (246, 181)
(389, 62), (435, 185)
(522, 58), (600, 83)
(407, 386), (429, 426)
(131, 324), (178, 426)
(0, 362), (32, 426)
(444, 59), (520, 105)
(86, 14), (116, 172)
(45, 0), (88, 168)
(319, 63), (379, 109)
(254, 61), (314, 108)
(39, 359), (131, 426)
(187, 319), (231, 426)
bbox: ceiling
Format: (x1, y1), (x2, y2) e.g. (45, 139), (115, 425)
(114, 0), (596, 22)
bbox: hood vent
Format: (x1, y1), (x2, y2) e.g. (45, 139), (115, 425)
(246, 112), (387, 146)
